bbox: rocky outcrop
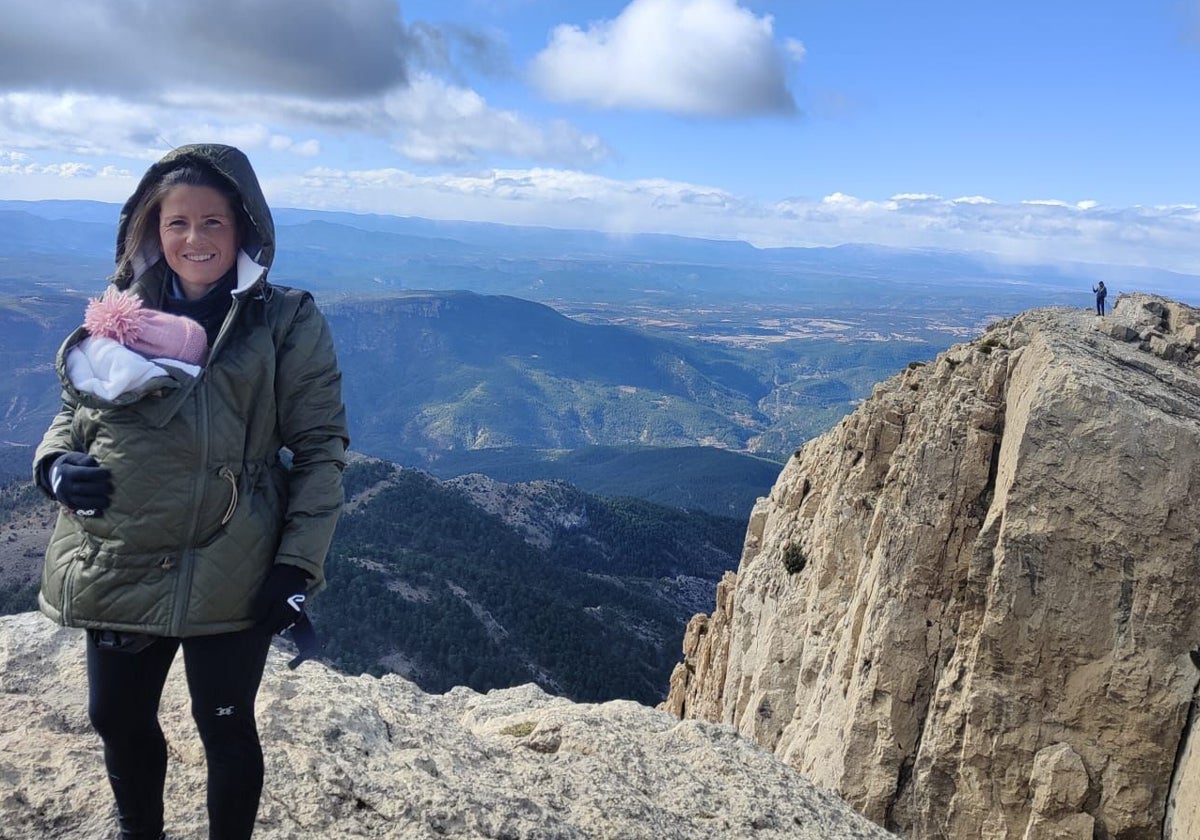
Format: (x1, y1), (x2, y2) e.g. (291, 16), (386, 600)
(666, 294), (1200, 839)
(0, 611), (894, 840)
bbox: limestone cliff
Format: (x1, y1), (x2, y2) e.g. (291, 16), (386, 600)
(665, 294), (1200, 839)
(0, 612), (893, 840)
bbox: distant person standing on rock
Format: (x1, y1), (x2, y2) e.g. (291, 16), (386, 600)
(1093, 281), (1108, 315)
(32, 144), (348, 840)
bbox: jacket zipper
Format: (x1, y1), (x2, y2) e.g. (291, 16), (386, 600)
(171, 378), (208, 637)
(169, 295), (245, 636)
(61, 552), (78, 625)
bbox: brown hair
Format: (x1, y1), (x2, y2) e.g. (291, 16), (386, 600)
(115, 164), (248, 285)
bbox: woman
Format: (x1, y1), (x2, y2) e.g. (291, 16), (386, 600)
(33, 144), (348, 840)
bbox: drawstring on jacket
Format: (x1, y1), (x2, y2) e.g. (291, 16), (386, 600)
(219, 466), (237, 525)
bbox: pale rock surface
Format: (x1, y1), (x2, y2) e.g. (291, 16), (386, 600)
(666, 295), (1200, 839)
(0, 611), (894, 840)
(446, 474), (588, 549)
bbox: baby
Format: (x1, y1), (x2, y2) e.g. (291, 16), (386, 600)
(68, 287), (208, 400)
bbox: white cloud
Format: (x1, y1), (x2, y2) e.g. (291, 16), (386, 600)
(0, 85), (605, 169)
(382, 75), (610, 165)
(161, 122), (323, 160)
(0, 162), (129, 180)
(0, 162), (93, 177)
(291, 140), (321, 157)
(952, 195), (997, 205)
(766, 192), (1200, 271)
(784, 38), (807, 62)
(0, 159), (140, 201)
(0, 93), (163, 158)
(529, 0), (796, 116)
(0, 92), (331, 165)
(821, 192), (862, 206)
(266, 165), (750, 236)
(290, 165), (739, 210)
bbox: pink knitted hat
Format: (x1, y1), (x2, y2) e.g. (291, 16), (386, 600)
(83, 288), (208, 366)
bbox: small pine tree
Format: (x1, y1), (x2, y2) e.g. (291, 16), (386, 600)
(782, 543), (807, 575)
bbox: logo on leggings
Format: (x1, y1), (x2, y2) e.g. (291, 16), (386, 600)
(287, 594), (306, 612)
(215, 706), (235, 716)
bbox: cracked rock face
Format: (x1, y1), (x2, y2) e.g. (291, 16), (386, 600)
(0, 612), (894, 840)
(665, 294), (1200, 839)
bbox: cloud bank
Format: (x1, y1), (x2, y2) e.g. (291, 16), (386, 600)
(4, 155), (1200, 273)
(255, 167), (1200, 273)
(0, 0), (605, 167)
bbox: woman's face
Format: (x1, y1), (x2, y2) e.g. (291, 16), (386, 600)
(158, 184), (240, 300)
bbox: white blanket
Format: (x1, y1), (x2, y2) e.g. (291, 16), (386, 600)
(66, 336), (201, 401)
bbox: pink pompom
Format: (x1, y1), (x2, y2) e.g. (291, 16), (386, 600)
(83, 288), (147, 344)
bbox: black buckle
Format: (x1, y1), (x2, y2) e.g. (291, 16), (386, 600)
(91, 629), (157, 654)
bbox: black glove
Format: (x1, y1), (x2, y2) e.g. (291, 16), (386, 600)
(287, 611), (322, 669)
(50, 452), (113, 516)
(253, 564), (310, 634)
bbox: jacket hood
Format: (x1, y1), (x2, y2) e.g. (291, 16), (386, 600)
(115, 144), (275, 292)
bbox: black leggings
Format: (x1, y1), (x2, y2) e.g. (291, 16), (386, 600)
(86, 627), (274, 840)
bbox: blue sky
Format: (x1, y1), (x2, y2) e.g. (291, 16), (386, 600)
(3, 0), (1200, 272)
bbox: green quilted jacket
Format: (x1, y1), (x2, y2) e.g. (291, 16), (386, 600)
(35, 144), (348, 637)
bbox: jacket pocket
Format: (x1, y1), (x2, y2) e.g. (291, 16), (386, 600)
(69, 542), (174, 628)
(57, 533), (97, 625)
(53, 532), (169, 626)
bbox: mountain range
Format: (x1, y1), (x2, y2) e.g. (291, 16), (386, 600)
(10, 197), (1196, 481)
(6, 199), (1199, 308)
(0, 285), (930, 496)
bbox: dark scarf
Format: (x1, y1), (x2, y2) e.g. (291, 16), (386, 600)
(162, 267), (238, 347)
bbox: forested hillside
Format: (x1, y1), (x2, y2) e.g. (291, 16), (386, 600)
(324, 290), (936, 462)
(318, 459), (745, 703)
(424, 444), (781, 517)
